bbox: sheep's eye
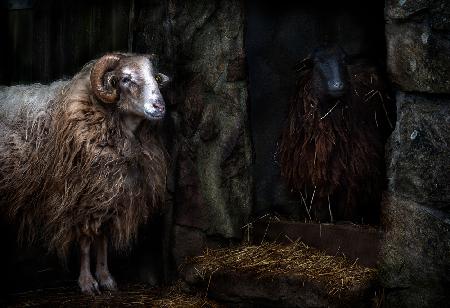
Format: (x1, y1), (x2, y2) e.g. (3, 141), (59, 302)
(155, 75), (162, 84)
(122, 77), (131, 83)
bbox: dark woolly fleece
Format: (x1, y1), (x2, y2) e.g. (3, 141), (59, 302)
(279, 64), (390, 223)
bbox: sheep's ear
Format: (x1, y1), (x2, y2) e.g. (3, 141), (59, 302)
(147, 53), (158, 60)
(147, 54), (159, 66)
(295, 55), (313, 72)
(155, 73), (171, 88)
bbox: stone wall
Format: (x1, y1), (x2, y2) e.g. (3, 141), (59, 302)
(170, 0), (252, 267)
(380, 1), (450, 307)
(134, 0), (252, 271)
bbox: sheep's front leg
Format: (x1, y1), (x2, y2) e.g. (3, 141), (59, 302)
(95, 234), (117, 291)
(78, 236), (100, 295)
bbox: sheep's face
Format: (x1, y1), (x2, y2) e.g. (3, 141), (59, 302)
(114, 56), (169, 120)
(91, 54), (170, 121)
(310, 46), (349, 101)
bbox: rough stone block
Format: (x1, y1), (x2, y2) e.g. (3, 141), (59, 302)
(386, 22), (450, 93)
(226, 53), (246, 82)
(172, 225), (207, 267)
(171, 0), (252, 241)
(386, 92), (450, 210)
(379, 193), (450, 308)
(386, 0), (450, 30)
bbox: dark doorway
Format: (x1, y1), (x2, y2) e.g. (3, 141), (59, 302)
(246, 0), (388, 219)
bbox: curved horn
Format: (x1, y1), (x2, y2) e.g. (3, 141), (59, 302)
(90, 54), (123, 103)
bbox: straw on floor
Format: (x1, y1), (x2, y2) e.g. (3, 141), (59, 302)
(6, 282), (222, 308)
(185, 241), (377, 297)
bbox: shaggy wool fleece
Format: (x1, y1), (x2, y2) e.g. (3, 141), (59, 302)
(0, 63), (167, 259)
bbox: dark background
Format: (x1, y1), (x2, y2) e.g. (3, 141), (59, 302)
(0, 0), (131, 85)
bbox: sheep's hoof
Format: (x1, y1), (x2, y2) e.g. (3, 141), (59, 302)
(78, 274), (101, 295)
(96, 270), (117, 291)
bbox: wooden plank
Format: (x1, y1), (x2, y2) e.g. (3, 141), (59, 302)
(0, 7), (10, 84)
(252, 219), (383, 267)
(8, 0), (131, 84)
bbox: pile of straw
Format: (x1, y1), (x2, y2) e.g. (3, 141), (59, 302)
(187, 241), (377, 296)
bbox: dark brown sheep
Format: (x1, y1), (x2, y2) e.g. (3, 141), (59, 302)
(279, 46), (392, 224)
(0, 54), (170, 294)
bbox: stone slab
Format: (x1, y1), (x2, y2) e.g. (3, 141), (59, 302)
(386, 22), (450, 93)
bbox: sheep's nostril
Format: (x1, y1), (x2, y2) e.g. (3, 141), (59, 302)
(329, 80), (344, 91)
(152, 103), (165, 113)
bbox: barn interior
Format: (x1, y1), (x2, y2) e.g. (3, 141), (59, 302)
(1, 0), (449, 307)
